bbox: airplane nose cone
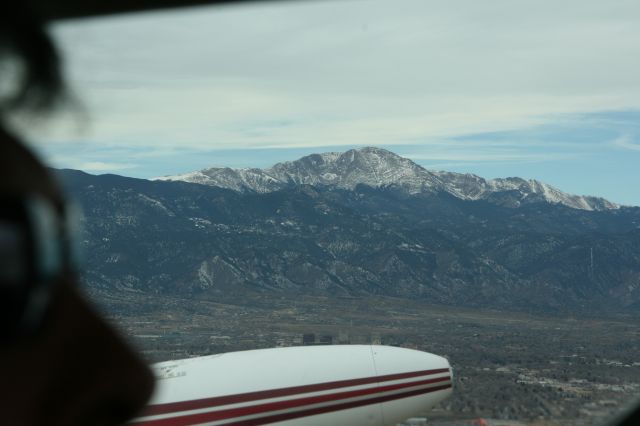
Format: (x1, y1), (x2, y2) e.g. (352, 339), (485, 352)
(370, 345), (453, 426)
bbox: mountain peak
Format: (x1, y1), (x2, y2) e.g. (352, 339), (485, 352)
(264, 146), (436, 191)
(154, 147), (618, 211)
(280, 147), (407, 171)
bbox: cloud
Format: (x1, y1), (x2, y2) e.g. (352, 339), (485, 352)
(23, 0), (640, 154)
(611, 135), (640, 151)
(406, 151), (576, 164)
(74, 161), (138, 172)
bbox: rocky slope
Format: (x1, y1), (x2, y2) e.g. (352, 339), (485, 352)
(58, 168), (640, 314)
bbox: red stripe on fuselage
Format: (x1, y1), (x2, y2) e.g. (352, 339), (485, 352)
(226, 384), (453, 426)
(141, 368), (449, 417)
(133, 376), (451, 425)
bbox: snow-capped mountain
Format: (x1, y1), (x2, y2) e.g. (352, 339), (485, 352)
(431, 172), (618, 211)
(155, 147), (618, 211)
(155, 147), (441, 194)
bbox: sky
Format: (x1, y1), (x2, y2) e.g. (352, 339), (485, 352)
(16, 0), (640, 205)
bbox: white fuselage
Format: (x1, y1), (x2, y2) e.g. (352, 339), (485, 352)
(131, 345), (452, 426)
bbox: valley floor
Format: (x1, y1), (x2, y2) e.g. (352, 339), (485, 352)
(86, 289), (640, 426)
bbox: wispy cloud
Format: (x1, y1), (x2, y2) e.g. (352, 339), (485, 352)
(53, 158), (139, 172)
(406, 151), (578, 164)
(72, 161), (138, 172)
(611, 134), (640, 151)
(25, 0), (640, 153)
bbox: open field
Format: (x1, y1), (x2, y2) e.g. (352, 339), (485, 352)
(87, 289), (640, 426)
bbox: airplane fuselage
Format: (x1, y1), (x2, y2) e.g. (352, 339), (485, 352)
(131, 345), (453, 426)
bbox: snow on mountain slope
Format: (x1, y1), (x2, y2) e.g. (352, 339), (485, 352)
(266, 147), (443, 192)
(431, 171), (619, 210)
(154, 147), (618, 211)
(155, 167), (283, 193)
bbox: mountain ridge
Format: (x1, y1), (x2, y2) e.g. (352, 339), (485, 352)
(154, 147), (618, 211)
(56, 167), (640, 314)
